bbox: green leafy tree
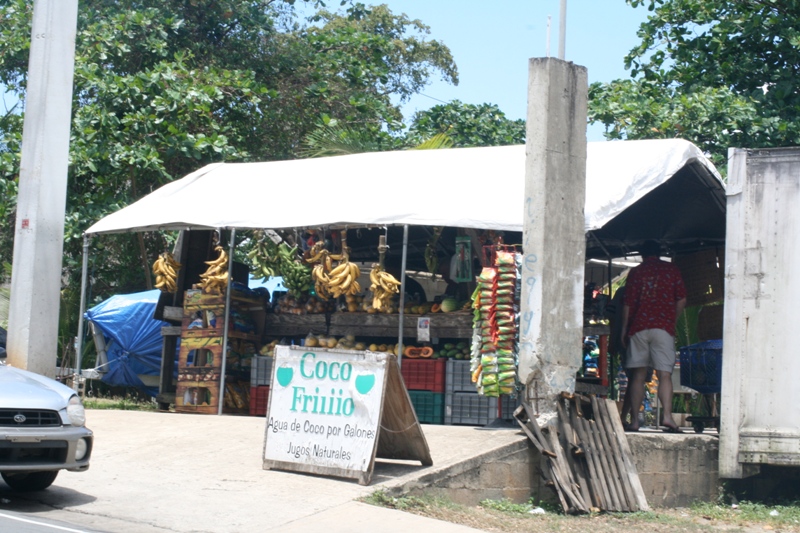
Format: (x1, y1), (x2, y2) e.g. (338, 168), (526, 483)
(0, 0), (458, 358)
(588, 0), (800, 168)
(405, 100), (525, 148)
(0, 0), (457, 286)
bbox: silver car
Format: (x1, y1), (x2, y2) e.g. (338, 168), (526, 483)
(0, 360), (93, 491)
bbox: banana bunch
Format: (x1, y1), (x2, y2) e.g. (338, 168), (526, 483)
(247, 231), (282, 281)
(369, 265), (401, 310)
(199, 245), (229, 294)
(153, 252), (182, 293)
(277, 242), (313, 297)
(306, 241), (345, 300)
(326, 258), (361, 298)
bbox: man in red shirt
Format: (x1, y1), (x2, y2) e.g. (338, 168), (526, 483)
(621, 241), (687, 432)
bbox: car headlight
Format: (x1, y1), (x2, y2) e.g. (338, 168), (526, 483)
(75, 437), (89, 461)
(67, 395), (86, 427)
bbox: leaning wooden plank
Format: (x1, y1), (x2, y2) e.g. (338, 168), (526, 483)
(603, 398), (650, 511)
(513, 405), (556, 458)
(570, 403), (607, 510)
(577, 394), (617, 509)
(546, 427), (588, 513)
(548, 457), (570, 514)
(556, 395), (579, 451)
(557, 396), (592, 508)
(522, 403), (558, 457)
(591, 395), (630, 512)
(586, 417), (623, 511)
(596, 397), (637, 511)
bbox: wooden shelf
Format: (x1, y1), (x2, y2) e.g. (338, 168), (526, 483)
(262, 311), (474, 339)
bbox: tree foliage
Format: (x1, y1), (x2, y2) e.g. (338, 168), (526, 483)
(0, 0), (458, 298)
(405, 100), (525, 148)
(588, 0), (800, 168)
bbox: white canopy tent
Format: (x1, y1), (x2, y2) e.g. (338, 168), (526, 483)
(77, 138), (726, 407)
(85, 139), (725, 256)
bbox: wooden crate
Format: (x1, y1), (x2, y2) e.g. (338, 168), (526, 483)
(177, 366), (221, 383)
(178, 342), (223, 368)
(183, 289), (226, 311)
(175, 379), (251, 414)
(181, 309), (224, 337)
(175, 380), (221, 414)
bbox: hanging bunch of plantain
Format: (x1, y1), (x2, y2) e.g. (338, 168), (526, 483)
(306, 231), (361, 299)
(152, 252), (182, 293)
(199, 245), (229, 293)
(369, 235), (401, 310)
(247, 230), (282, 281)
(276, 242), (313, 297)
(307, 241), (339, 300)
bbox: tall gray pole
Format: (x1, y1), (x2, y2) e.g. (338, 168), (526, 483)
(558, 0), (567, 59)
(7, 0), (79, 377)
(518, 58), (587, 420)
(74, 234), (91, 390)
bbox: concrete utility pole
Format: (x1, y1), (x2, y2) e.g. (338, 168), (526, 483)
(518, 58), (587, 419)
(7, 0), (79, 377)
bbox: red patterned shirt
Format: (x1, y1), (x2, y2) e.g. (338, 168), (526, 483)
(623, 257), (686, 337)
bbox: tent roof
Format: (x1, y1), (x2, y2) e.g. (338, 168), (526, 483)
(86, 139), (725, 257)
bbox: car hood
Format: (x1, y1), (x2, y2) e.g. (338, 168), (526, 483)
(0, 363), (75, 410)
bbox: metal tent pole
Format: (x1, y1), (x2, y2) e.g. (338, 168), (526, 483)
(218, 228), (236, 416)
(73, 234), (91, 391)
(396, 225), (409, 368)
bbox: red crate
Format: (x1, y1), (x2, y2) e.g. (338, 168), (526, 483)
(401, 358), (446, 393)
(250, 386), (271, 417)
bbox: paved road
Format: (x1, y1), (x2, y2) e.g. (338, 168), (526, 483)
(0, 410), (521, 532)
(0, 509), (103, 532)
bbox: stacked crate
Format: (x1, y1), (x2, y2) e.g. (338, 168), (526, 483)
(444, 360), (517, 425)
(400, 358), (446, 424)
(175, 289), (256, 414)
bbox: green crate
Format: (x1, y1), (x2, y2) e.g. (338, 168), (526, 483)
(408, 390), (445, 425)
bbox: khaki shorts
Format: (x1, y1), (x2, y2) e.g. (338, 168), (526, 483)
(626, 329), (676, 373)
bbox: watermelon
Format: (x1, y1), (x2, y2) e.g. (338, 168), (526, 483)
(441, 297), (460, 313)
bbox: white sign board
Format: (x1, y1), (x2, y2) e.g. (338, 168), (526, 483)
(263, 346), (388, 481)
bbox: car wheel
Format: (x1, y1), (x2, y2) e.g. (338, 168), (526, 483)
(1, 470), (59, 491)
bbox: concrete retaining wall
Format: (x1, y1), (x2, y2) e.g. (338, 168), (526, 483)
(394, 432), (721, 509)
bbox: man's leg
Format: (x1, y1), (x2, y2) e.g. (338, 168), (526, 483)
(656, 369), (678, 429)
(626, 366), (649, 430)
(619, 369), (631, 425)
(649, 329), (680, 431)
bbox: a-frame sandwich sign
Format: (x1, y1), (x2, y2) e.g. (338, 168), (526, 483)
(263, 346), (432, 485)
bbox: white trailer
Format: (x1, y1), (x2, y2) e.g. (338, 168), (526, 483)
(720, 147), (800, 478)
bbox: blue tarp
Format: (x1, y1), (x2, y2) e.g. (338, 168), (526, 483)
(85, 290), (169, 397)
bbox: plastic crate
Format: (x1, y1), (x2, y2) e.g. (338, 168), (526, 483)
(444, 392), (517, 426)
(445, 392), (494, 426)
(401, 358), (446, 393)
(250, 355), (274, 386)
(500, 395), (518, 421)
(249, 385), (270, 416)
(446, 359), (475, 393)
(408, 390), (444, 424)
(679, 339), (723, 394)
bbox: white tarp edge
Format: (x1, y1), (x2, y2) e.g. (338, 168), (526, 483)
(85, 138), (722, 235)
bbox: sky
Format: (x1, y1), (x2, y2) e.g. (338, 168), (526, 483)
(1, 1), (651, 142)
(377, 0), (651, 141)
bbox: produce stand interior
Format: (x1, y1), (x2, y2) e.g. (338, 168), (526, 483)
(77, 139), (727, 427)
